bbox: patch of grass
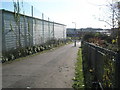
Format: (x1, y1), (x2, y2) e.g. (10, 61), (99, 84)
(72, 48), (84, 89)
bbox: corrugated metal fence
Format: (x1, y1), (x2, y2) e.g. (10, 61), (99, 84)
(1, 9), (66, 51)
(0, 9), (66, 61)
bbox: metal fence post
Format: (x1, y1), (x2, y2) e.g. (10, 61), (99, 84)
(31, 5), (33, 46)
(0, 8), (2, 90)
(42, 13), (44, 43)
(2, 10), (6, 56)
(94, 47), (98, 82)
(115, 51), (120, 88)
(53, 21), (54, 39)
(48, 18), (50, 40)
(0, 10), (3, 61)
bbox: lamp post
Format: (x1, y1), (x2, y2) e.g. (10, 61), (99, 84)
(72, 22), (76, 47)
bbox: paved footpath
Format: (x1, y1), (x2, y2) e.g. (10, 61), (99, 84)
(2, 42), (81, 88)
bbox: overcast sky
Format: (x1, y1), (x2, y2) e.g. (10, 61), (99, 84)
(1, 0), (120, 29)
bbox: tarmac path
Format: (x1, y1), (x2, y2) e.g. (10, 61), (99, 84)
(2, 42), (80, 88)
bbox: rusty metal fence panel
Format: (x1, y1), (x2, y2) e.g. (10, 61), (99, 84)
(82, 41), (117, 89)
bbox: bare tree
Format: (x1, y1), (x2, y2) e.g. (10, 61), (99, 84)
(93, 0), (118, 30)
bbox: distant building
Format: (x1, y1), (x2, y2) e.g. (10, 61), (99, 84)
(66, 28), (76, 38)
(66, 27), (111, 38)
(80, 27), (103, 32)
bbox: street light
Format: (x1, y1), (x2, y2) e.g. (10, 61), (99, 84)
(72, 22), (76, 47)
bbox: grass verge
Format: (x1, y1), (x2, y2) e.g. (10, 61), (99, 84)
(72, 48), (84, 89)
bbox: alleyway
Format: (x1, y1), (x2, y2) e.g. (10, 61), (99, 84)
(2, 42), (80, 88)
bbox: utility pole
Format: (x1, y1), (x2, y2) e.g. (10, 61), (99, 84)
(42, 13), (44, 43)
(112, 0), (115, 36)
(72, 22), (76, 47)
(118, 2), (120, 51)
(53, 21), (54, 39)
(48, 18), (50, 40)
(112, 0), (115, 29)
